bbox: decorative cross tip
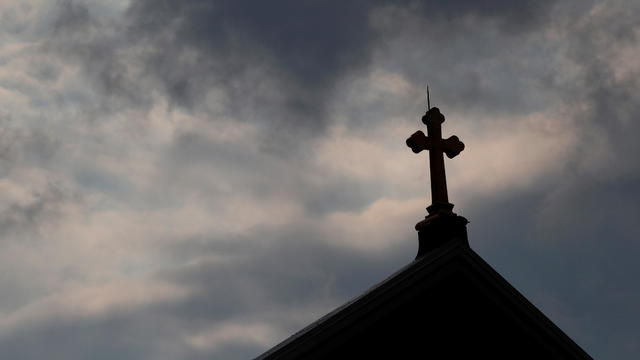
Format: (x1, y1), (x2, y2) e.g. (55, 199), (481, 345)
(422, 107), (445, 125)
(444, 135), (464, 158)
(406, 131), (429, 153)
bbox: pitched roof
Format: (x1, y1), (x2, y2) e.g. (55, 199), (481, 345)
(257, 239), (592, 359)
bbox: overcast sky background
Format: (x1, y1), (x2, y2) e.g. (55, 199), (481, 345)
(1, 0), (639, 358)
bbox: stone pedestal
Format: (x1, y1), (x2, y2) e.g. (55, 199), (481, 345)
(415, 212), (469, 259)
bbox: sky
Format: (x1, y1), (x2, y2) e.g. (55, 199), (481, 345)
(0, 0), (639, 358)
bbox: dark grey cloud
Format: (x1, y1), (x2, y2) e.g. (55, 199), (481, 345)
(0, 179), (79, 311)
(45, 1), (155, 115)
(6, 1), (638, 359)
(48, 0), (558, 136)
(150, 225), (415, 358)
(437, 5), (640, 343)
(561, 4), (640, 178)
(0, 182), (67, 239)
(161, 130), (385, 216)
(0, 112), (62, 186)
(464, 176), (640, 359)
(0, 222), (414, 360)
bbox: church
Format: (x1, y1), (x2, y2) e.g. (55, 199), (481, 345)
(257, 107), (592, 359)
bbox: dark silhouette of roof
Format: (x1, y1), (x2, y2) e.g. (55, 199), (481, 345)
(257, 219), (592, 359)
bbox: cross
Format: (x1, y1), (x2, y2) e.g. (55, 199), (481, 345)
(406, 107), (465, 216)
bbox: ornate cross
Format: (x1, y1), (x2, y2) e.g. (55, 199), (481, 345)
(406, 107), (465, 216)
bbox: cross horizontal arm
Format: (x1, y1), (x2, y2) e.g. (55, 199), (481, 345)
(442, 136), (465, 159)
(406, 130), (433, 153)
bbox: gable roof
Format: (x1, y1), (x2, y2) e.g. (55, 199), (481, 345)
(257, 240), (592, 359)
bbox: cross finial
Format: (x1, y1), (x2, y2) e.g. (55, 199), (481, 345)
(426, 84), (430, 110)
(406, 106), (465, 221)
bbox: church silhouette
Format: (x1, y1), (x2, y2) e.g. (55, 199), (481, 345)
(257, 107), (592, 359)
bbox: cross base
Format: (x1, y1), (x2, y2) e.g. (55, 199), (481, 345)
(426, 201), (455, 215)
(415, 212), (469, 259)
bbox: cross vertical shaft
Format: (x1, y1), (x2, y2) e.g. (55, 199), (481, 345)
(425, 115), (449, 206)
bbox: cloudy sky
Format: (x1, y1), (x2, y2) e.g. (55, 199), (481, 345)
(1, 0), (639, 358)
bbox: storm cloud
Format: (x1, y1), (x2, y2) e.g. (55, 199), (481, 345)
(0, 0), (639, 359)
